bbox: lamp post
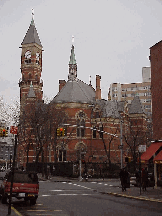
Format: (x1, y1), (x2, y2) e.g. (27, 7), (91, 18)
(120, 118), (123, 169)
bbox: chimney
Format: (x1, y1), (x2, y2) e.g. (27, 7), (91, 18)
(59, 80), (66, 92)
(95, 75), (101, 100)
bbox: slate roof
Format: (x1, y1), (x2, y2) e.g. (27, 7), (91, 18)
(21, 19), (42, 47)
(128, 96), (145, 114)
(51, 79), (95, 104)
(96, 100), (121, 118)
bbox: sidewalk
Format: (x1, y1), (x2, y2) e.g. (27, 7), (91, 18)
(38, 174), (162, 203)
(0, 203), (21, 216)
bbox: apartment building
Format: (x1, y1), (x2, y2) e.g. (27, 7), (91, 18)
(109, 67), (151, 117)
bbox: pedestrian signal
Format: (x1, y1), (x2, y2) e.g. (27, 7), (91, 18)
(125, 157), (131, 163)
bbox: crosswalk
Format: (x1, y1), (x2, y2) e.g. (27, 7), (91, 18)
(40, 181), (120, 197)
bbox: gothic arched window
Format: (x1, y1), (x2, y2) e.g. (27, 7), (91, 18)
(36, 52), (40, 64)
(24, 51), (31, 64)
(76, 111), (85, 137)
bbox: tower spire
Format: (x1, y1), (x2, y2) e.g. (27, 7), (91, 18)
(68, 44), (77, 80)
(31, 8), (35, 25)
(21, 10), (42, 47)
(69, 44), (76, 65)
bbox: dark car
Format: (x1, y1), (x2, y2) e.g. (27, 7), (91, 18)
(0, 170), (39, 205)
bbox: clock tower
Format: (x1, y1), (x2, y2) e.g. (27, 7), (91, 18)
(19, 17), (43, 108)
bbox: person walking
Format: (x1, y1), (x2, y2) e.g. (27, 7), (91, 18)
(119, 168), (128, 192)
(142, 167), (148, 191)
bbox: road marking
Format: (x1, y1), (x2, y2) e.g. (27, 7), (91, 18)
(98, 183), (103, 184)
(28, 209), (62, 212)
(68, 182), (72, 184)
(91, 182), (97, 183)
(50, 189), (90, 191)
(104, 184), (108, 185)
(58, 194), (93, 196)
(42, 195), (51, 196)
(62, 182), (67, 183)
(50, 190), (63, 191)
(109, 185), (113, 186)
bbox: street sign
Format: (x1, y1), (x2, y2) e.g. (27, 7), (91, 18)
(138, 145), (146, 152)
(10, 126), (18, 135)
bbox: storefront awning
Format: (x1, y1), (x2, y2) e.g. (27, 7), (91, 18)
(153, 150), (162, 164)
(141, 142), (162, 162)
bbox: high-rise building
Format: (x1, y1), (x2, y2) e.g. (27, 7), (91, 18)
(109, 67), (151, 117)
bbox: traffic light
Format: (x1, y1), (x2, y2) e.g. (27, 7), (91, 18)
(57, 128), (60, 137)
(2, 129), (6, 137)
(0, 128), (9, 137)
(57, 128), (65, 137)
(82, 160), (85, 164)
(6, 127), (8, 137)
(0, 128), (2, 137)
(60, 128), (65, 137)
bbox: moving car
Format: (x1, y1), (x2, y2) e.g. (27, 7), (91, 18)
(0, 170), (39, 205)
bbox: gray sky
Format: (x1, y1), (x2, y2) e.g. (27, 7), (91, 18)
(0, 0), (162, 104)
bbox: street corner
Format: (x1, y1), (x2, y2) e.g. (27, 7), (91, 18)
(102, 189), (162, 203)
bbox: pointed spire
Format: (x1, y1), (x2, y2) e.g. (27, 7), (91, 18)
(28, 82), (36, 98)
(129, 95), (144, 114)
(31, 8), (34, 25)
(69, 45), (76, 65)
(21, 10), (42, 47)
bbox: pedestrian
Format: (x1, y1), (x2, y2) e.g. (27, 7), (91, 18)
(135, 169), (140, 187)
(150, 172), (155, 189)
(142, 167), (148, 191)
(119, 167), (128, 192)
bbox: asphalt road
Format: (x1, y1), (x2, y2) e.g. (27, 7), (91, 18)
(10, 180), (162, 216)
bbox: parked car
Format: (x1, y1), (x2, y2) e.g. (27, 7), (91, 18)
(0, 170), (39, 205)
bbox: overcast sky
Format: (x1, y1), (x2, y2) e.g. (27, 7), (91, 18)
(0, 0), (162, 104)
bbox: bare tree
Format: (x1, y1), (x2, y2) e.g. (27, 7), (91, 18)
(122, 116), (150, 172)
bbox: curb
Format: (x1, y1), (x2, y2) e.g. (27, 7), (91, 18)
(11, 206), (22, 216)
(102, 191), (162, 203)
(38, 177), (162, 203)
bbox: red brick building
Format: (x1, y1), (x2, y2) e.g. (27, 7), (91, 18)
(17, 18), (148, 174)
(150, 41), (162, 141)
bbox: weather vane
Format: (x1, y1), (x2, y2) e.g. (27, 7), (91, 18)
(32, 8), (34, 20)
(72, 35), (74, 44)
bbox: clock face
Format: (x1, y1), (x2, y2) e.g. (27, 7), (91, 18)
(25, 51), (31, 59)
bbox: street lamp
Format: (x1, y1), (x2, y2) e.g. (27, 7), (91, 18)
(118, 111), (123, 169)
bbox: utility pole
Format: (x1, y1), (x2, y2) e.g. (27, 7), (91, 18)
(8, 134), (17, 215)
(120, 119), (123, 169)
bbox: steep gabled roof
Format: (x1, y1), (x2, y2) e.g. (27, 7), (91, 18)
(21, 19), (42, 47)
(51, 79), (95, 104)
(96, 100), (121, 118)
(128, 96), (144, 114)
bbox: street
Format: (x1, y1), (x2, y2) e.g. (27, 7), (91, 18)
(7, 179), (162, 216)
